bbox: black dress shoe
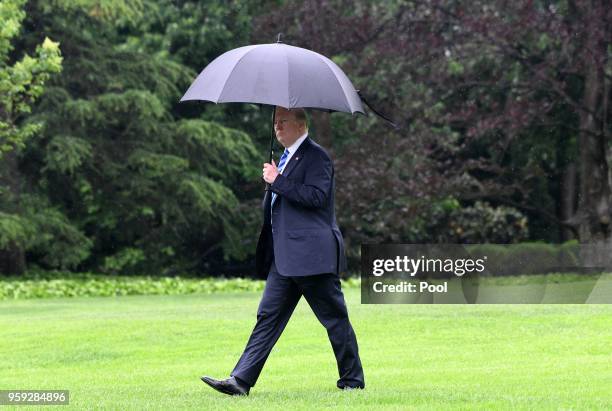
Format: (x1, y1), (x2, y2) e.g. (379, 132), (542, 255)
(200, 376), (250, 396)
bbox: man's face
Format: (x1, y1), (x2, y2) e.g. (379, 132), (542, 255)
(274, 107), (304, 148)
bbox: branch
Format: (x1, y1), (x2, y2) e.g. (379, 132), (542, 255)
(425, 0), (599, 119)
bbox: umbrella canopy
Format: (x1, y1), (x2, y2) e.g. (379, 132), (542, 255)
(180, 42), (365, 115)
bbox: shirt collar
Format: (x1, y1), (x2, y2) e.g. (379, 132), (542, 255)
(286, 132), (308, 155)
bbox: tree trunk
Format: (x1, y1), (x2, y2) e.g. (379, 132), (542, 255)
(0, 150), (27, 275)
(574, 0), (612, 268)
(560, 162), (576, 241)
(576, 40), (610, 242)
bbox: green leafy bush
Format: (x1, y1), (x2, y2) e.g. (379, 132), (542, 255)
(467, 241), (581, 276)
(0, 272), (360, 300)
(428, 200), (529, 243)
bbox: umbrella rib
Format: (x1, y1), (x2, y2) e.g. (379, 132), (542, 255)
(311, 53), (354, 113)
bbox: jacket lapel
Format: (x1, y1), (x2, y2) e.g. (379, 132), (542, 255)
(281, 137), (311, 179)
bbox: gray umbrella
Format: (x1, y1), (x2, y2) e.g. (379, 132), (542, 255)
(180, 41), (364, 114)
(180, 37), (396, 171)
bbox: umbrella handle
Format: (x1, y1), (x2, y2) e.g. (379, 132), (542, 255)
(264, 106), (276, 191)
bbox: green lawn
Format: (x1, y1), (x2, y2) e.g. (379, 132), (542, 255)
(1, 289), (611, 410)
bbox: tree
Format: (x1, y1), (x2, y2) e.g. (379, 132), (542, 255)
(411, 0), (611, 246)
(0, 0), (62, 275)
(14, 0), (265, 275)
(252, 0), (612, 257)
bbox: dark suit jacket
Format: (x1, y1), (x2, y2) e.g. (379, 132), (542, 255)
(255, 136), (347, 278)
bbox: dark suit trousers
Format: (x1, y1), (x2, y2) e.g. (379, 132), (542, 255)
(231, 261), (365, 389)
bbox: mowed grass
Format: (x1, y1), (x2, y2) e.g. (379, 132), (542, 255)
(1, 289), (611, 410)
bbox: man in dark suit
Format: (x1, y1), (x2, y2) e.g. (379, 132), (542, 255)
(201, 106), (365, 396)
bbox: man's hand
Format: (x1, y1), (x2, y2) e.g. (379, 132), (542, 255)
(263, 159), (279, 184)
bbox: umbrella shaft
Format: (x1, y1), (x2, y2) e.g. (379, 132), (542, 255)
(265, 106), (276, 191)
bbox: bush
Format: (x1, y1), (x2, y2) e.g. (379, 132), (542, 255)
(0, 272), (360, 300)
(467, 241), (581, 276)
(434, 201), (529, 243)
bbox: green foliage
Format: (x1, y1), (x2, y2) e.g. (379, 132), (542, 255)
(116, 0), (254, 69)
(0, 271), (360, 299)
(10, 1), (262, 275)
(422, 200), (529, 243)
(0, 211), (28, 248)
(102, 247), (145, 273)
(0, 0), (62, 157)
(21, 194), (92, 269)
(558, 239), (580, 267)
(175, 119), (260, 183)
(0, 0), (26, 61)
(42, 0), (145, 24)
(0, 0), (65, 276)
(467, 241), (581, 276)
(447, 59), (465, 75)
(368, 199), (529, 249)
(448, 201), (529, 243)
(43, 135), (93, 174)
(0, 275), (262, 299)
(0, 195), (91, 270)
(128, 150), (189, 179)
(178, 175), (236, 219)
